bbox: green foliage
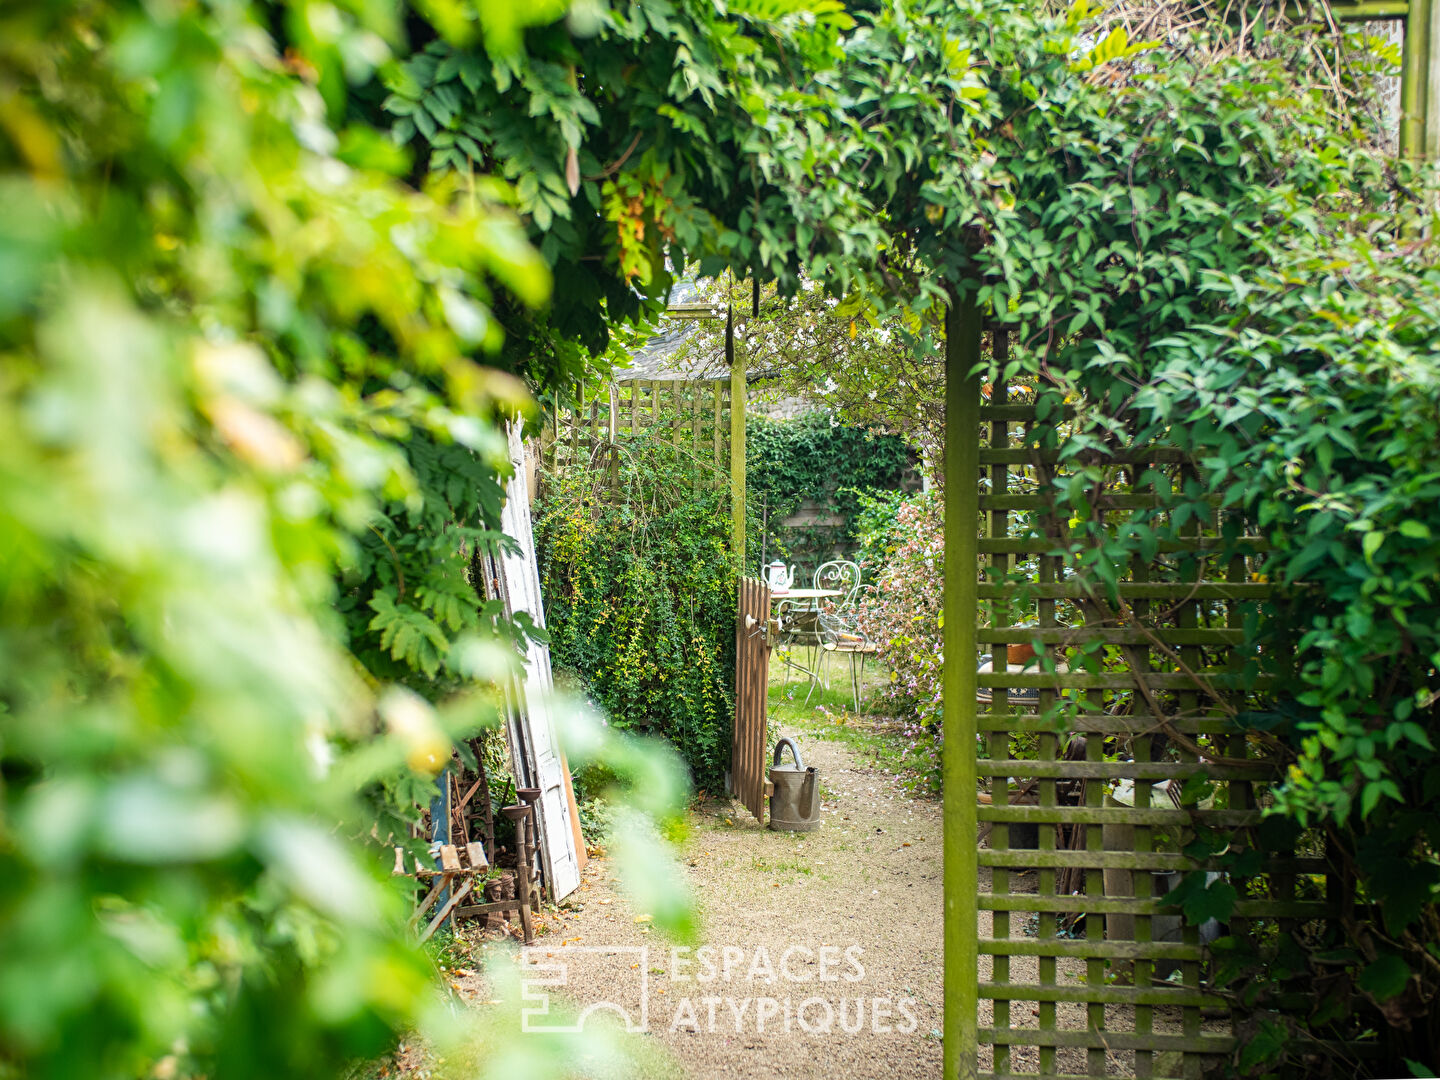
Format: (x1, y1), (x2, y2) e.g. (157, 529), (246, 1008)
(535, 440), (742, 792)
(0, 2), (691, 1077)
(747, 412), (911, 568)
(852, 488), (923, 573)
(678, 275), (945, 459)
(381, 0), (857, 388)
(338, 431), (527, 690)
(891, 4), (1439, 1069)
(939, 21), (1440, 1061)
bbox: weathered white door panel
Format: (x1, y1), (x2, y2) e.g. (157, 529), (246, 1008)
(493, 419), (581, 902)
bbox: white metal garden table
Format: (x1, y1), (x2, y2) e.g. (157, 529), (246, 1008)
(768, 588), (842, 703)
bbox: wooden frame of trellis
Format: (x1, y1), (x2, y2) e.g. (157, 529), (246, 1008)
(941, 308), (1344, 1079)
(538, 298), (751, 571)
(539, 377), (735, 481)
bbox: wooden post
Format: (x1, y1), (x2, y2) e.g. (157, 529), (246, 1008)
(1402, 0), (1430, 157)
(713, 379), (723, 472)
(570, 384), (580, 465)
(608, 383), (620, 484)
(1424, 0), (1440, 159)
(691, 381), (701, 488)
(728, 309), (747, 574)
(515, 810), (535, 944)
(943, 292), (982, 1080)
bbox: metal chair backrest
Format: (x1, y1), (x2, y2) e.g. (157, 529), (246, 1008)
(813, 560), (860, 609)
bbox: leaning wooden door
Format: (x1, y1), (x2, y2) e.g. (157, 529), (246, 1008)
(492, 420), (583, 903)
(731, 577), (771, 822)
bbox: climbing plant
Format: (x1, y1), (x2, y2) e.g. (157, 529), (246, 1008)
(746, 412), (912, 568)
(0, 2), (695, 1078)
(378, 0), (858, 391)
(534, 439), (755, 792)
(338, 430), (532, 694)
(679, 275), (945, 460)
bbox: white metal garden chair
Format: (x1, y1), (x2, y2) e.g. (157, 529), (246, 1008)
(811, 560), (873, 711)
(772, 597), (828, 704)
(816, 609), (875, 712)
(812, 559), (861, 607)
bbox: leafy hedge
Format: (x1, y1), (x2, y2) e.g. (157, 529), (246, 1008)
(747, 412), (911, 567)
(535, 440), (746, 792)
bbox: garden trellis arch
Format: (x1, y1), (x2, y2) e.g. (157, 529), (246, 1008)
(935, 8), (1440, 1076)
(941, 305), (1293, 1080)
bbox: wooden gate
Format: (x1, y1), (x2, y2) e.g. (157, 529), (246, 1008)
(732, 576), (771, 821)
(945, 312), (1320, 1080)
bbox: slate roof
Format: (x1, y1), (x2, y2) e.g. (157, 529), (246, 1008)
(612, 279), (729, 380)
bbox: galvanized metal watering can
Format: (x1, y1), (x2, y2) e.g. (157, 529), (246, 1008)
(768, 737), (820, 832)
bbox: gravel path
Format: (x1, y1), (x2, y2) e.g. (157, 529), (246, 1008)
(496, 724), (945, 1079)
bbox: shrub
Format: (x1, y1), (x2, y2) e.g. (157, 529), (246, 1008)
(747, 412), (912, 568)
(535, 439), (743, 793)
(853, 490), (946, 790)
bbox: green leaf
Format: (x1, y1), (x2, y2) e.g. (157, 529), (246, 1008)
(1358, 954), (1411, 1002)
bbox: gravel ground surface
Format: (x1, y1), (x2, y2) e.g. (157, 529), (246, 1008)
(480, 723), (945, 1079)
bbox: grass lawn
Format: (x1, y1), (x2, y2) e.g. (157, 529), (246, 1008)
(764, 646), (935, 794)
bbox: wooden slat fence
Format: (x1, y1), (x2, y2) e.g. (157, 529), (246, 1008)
(540, 378), (732, 482)
(967, 328), (1310, 1080)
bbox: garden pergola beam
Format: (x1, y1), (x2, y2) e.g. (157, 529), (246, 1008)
(1329, 1), (1410, 17)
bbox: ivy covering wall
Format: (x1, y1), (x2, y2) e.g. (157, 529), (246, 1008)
(535, 440), (756, 792)
(746, 411), (913, 571)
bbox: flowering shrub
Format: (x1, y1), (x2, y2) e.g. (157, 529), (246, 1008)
(853, 490), (946, 790)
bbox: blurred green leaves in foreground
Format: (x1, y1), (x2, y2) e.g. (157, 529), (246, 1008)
(0, 2), (689, 1077)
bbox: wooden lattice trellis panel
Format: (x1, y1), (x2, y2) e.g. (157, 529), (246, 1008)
(966, 329), (1329, 1080)
(540, 378), (733, 480)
